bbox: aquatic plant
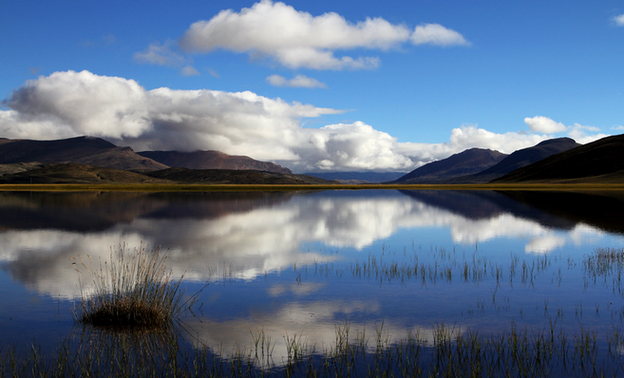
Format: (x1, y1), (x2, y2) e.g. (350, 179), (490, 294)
(72, 243), (190, 328)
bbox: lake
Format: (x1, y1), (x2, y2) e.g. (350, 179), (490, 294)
(1, 189), (624, 376)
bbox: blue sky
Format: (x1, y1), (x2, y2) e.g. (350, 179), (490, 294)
(1, 0), (623, 172)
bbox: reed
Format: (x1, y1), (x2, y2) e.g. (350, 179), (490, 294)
(72, 243), (188, 328)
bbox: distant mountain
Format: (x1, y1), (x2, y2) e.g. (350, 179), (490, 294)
(393, 148), (507, 184)
(450, 137), (581, 183)
(493, 134), (624, 183)
(303, 171), (408, 184)
(0, 136), (168, 171)
(138, 150), (292, 174)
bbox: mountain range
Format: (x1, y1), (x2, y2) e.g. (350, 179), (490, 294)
(0, 134), (622, 184)
(393, 137), (582, 184)
(0, 136), (323, 184)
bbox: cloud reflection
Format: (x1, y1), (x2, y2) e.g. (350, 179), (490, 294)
(182, 299), (454, 367)
(0, 191), (616, 298)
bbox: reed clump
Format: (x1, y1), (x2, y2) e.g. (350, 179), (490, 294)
(72, 243), (187, 328)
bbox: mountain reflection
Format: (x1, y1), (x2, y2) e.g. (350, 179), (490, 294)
(0, 189), (620, 297)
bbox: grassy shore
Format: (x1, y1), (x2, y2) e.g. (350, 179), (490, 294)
(2, 182), (624, 192)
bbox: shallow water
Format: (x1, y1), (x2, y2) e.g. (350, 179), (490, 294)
(1, 189), (624, 372)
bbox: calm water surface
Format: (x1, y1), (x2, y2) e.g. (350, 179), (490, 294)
(1, 189), (624, 367)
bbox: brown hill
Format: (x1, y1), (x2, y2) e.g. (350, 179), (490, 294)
(393, 148), (507, 184)
(138, 150), (292, 174)
(0, 136), (168, 171)
(0, 163), (173, 184)
(493, 134), (624, 183)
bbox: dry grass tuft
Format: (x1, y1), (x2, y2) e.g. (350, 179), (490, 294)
(72, 243), (187, 328)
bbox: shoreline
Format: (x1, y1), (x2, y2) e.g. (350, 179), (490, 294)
(2, 182), (624, 191)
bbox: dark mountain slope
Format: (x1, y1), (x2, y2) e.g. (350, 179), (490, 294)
(138, 150), (292, 174)
(393, 148), (507, 184)
(451, 138), (581, 183)
(0, 136), (168, 171)
(493, 134), (624, 183)
(0, 136), (116, 163)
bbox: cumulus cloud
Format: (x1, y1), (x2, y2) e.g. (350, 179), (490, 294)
(0, 71), (609, 173)
(614, 14), (624, 26)
(410, 23), (471, 46)
(178, 0), (468, 70)
(524, 116), (567, 133)
(266, 74), (327, 88)
(2, 70), (150, 139)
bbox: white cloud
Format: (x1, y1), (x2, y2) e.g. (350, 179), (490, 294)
(0, 71), (609, 173)
(134, 41), (188, 68)
(567, 123), (607, 144)
(524, 116), (567, 133)
(3, 70), (150, 139)
(523, 116), (608, 144)
(614, 14), (624, 26)
(180, 65), (201, 76)
(134, 41), (200, 77)
(410, 23), (471, 46)
(266, 74), (327, 88)
(178, 0), (468, 70)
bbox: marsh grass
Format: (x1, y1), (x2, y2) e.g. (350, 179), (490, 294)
(72, 243), (190, 328)
(2, 322), (624, 377)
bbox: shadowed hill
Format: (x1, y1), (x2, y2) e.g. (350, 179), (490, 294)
(0, 136), (168, 171)
(393, 148), (507, 184)
(493, 134), (624, 183)
(450, 137), (581, 183)
(138, 150), (292, 174)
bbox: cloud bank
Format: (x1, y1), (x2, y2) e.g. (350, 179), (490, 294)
(178, 0), (469, 70)
(0, 71), (607, 172)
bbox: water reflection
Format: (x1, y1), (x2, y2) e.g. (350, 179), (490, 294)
(0, 190), (621, 298)
(3, 189), (624, 373)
